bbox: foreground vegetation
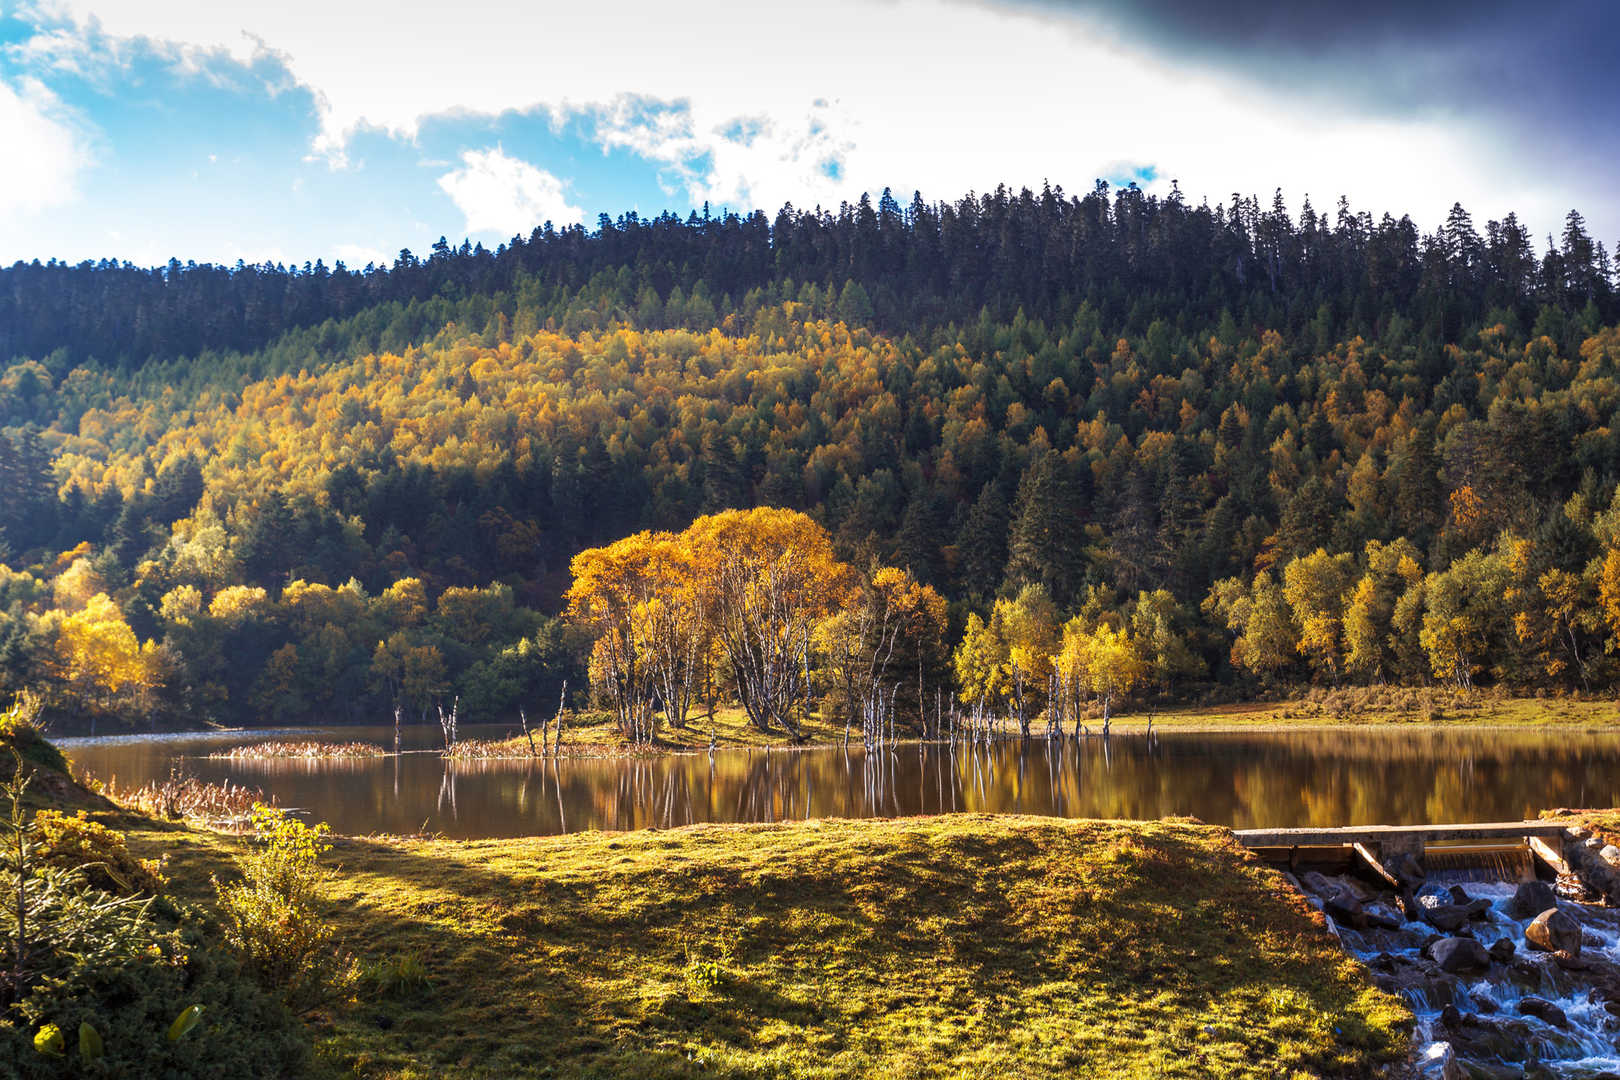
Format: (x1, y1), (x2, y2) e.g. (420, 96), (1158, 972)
(131, 813), (1408, 1080)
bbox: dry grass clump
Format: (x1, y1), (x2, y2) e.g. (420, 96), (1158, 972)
(102, 769), (271, 829)
(209, 740), (386, 760)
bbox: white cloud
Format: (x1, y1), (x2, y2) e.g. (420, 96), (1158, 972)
(0, 74), (91, 217)
(15, 0), (1608, 238)
(436, 147), (582, 236)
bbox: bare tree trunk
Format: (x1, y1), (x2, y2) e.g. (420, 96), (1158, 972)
(551, 681), (568, 756)
(520, 709), (537, 756)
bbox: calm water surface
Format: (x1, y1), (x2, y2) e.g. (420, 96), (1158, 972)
(54, 725), (1620, 839)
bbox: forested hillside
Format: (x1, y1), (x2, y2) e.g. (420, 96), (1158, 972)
(2, 182), (1619, 730)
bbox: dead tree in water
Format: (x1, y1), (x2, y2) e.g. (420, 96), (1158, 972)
(437, 696), (460, 749)
(549, 680), (568, 756)
(520, 708), (537, 756)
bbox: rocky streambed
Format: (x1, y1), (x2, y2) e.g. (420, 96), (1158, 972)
(1299, 841), (1620, 1080)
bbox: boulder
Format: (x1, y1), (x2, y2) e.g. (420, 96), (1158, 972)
(1385, 850), (1426, 890)
(1365, 910), (1403, 931)
(1432, 936), (1490, 974)
(1300, 871), (1336, 897)
(1506, 880), (1557, 920)
(1447, 1015), (1535, 1063)
(1525, 908), (1582, 956)
(1601, 844), (1620, 866)
(1463, 898), (1493, 921)
(1417, 1041), (1465, 1080)
(1323, 886), (1368, 929)
(1424, 904), (1472, 933)
(1488, 937), (1516, 963)
(1515, 996), (1568, 1028)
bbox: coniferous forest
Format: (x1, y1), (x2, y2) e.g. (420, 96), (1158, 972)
(3, 182), (1620, 730)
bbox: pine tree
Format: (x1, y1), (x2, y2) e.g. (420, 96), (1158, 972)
(1005, 452), (1086, 605)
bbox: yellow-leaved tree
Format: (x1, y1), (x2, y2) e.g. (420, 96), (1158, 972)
(47, 593), (159, 718)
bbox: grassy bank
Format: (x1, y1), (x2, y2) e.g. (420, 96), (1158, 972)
(1102, 689), (1620, 731)
(451, 704), (846, 757)
(468, 692), (1620, 756)
(126, 813), (1408, 1080)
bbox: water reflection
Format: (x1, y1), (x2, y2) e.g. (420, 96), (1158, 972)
(56, 725), (1620, 839)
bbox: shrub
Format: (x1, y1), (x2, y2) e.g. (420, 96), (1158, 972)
(2, 767), (310, 1078)
(31, 810), (163, 896)
(212, 804), (351, 1011)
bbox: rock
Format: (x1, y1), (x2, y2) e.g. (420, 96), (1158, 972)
(1385, 851), (1426, 890)
(1440, 1003), (1462, 1028)
(1488, 937), (1516, 963)
(1425, 903), (1472, 933)
(1432, 936), (1490, 974)
(1515, 996), (1568, 1028)
(1464, 1064), (1529, 1080)
(1447, 1015), (1535, 1063)
(1449, 885), (1473, 905)
(1601, 844), (1620, 866)
(1365, 910), (1403, 931)
(1323, 886), (1368, 929)
(1417, 1041), (1465, 1080)
(1474, 996), (1499, 1014)
(1525, 908), (1582, 955)
(1553, 950), (1588, 970)
(1506, 880), (1557, 920)
(1463, 898), (1493, 921)
(1300, 871), (1336, 896)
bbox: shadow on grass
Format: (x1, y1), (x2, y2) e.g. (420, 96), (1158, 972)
(276, 817), (1407, 1079)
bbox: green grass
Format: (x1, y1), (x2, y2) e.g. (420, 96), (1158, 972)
(125, 813), (1410, 1079)
(1102, 689), (1620, 731)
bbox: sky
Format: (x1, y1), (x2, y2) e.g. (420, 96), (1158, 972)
(0, 0), (1615, 268)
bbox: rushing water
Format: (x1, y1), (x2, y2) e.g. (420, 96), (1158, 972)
(1323, 871), (1620, 1077)
(53, 724), (1620, 839)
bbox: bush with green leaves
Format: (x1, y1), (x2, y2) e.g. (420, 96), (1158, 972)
(2, 764), (310, 1078)
(213, 803), (352, 1012)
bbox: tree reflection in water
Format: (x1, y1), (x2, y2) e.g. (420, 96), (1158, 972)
(57, 725), (1620, 839)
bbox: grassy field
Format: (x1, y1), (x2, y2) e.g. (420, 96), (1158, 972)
(125, 812), (1409, 1080)
(1102, 689), (1620, 731)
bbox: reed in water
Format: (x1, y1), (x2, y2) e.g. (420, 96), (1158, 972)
(209, 740), (387, 760)
(99, 769), (272, 828)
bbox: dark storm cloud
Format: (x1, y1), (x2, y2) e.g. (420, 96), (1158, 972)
(1004, 0), (1620, 230)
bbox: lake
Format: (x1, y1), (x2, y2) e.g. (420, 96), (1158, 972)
(54, 724), (1620, 839)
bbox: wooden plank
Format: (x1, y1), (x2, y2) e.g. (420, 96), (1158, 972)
(1529, 835), (1571, 876)
(1233, 821), (1567, 847)
(1352, 842), (1400, 888)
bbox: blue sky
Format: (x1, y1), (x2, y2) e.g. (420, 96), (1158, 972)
(1, 1), (1614, 268)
